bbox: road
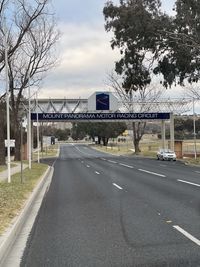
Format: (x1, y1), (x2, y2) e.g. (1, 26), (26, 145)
(20, 144), (200, 267)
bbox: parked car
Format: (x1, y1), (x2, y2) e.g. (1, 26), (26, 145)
(157, 149), (176, 161)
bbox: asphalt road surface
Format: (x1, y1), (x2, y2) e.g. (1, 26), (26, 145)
(20, 144), (200, 267)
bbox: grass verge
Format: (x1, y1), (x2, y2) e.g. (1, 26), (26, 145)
(33, 144), (59, 160)
(0, 162), (48, 235)
(92, 145), (134, 156)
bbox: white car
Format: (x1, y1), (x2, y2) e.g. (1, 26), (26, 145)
(157, 149), (176, 161)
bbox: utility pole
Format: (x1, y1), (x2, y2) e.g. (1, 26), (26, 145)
(28, 73), (32, 169)
(193, 98), (197, 160)
(36, 92), (40, 163)
(4, 22), (11, 183)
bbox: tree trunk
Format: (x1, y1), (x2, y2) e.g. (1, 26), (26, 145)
(102, 137), (109, 146)
(0, 103), (5, 165)
(14, 126), (21, 161)
(131, 120), (147, 154)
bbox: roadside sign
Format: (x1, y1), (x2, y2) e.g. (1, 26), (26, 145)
(5, 139), (15, 147)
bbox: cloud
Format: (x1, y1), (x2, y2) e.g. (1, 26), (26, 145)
(40, 22), (119, 99)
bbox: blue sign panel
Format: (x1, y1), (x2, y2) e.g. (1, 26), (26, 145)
(96, 93), (109, 110)
(31, 112), (170, 121)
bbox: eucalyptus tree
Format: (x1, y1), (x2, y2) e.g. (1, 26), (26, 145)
(103, 0), (165, 153)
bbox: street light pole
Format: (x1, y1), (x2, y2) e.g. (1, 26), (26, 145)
(4, 26), (11, 183)
(193, 97), (197, 160)
(36, 92), (40, 163)
(28, 73), (32, 169)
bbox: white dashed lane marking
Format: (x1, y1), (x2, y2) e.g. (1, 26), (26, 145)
(112, 183), (123, 190)
(177, 179), (200, 187)
(173, 225), (200, 246)
(138, 169), (166, 177)
(119, 163), (134, 169)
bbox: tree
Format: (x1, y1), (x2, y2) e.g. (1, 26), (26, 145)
(103, 0), (169, 153)
(71, 122), (127, 146)
(154, 0), (200, 87)
(0, 0), (59, 163)
(0, 97), (6, 165)
(107, 72), (162, 153)
(103, 0), (169, 91)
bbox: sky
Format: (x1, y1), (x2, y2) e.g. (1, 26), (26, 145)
(39, 0), (180, 101)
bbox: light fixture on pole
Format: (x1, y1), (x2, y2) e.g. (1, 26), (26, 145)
(4, 23), (11, 183)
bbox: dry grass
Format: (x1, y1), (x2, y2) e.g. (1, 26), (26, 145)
(0, 162), (48, 235)
(33, 144), (59, 160)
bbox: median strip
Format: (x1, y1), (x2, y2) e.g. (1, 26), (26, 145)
(173, 225), (200, 246)
(177, 179), (200, 187)
(138, 169), (166, 177)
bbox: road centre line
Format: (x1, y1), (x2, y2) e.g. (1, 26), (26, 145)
(95, 171), (100, 175)
(119, 163), (134, 169)
(113, 183), (123, 190)
(108, 160), (117, 164)
(177, 179), (200, 187)
(173, 225), (200, 246)
(138, 169), (166, 177)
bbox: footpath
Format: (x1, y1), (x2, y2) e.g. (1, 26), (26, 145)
(0, 163), (28, 182)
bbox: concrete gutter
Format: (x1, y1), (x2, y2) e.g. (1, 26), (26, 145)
(0, 165), (53, 266)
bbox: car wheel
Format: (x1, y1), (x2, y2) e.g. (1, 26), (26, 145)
(157, 156), (159, 160)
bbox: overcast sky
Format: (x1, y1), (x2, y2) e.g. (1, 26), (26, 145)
(39, 0), (180, 100)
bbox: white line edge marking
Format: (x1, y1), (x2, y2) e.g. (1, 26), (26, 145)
(113, 183), (123, 190)
(177, 179), (200, 187)
(138, 169), (166, 177)
(173, 225), (200, 246)
(108, 160), (117, 164)
(95, 171), (100, 175)
(119, 163), (134, 169)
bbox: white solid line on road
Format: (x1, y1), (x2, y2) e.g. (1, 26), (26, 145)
(177, 179), (200, 187)
(173, 225), (200, 246)
(138, 169), (166, 177)
(101, 158), (106, 161)
(95, 171), (100, 175)
(113, 183), (123, 190)
(119, 163), (134, 169)
(108, 160), (117, 164)
(86, 165), (90, 168)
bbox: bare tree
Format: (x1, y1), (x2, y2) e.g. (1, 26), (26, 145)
(0, 0), (58, 164)
(107, 72), (162, 153)
(8, 7), (59, 160)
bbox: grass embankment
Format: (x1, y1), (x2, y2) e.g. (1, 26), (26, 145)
(0, 162), (48, 235)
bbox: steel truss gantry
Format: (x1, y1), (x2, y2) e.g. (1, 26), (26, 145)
(29, 97), (193, 115)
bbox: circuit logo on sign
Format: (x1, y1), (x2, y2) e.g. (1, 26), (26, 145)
(96, 93), (109, 110)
